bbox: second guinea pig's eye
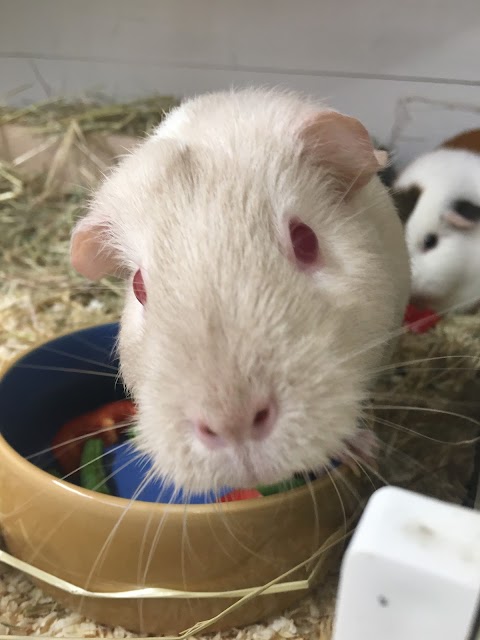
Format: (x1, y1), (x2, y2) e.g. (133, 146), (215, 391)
(422, 233), (438, 252)
(133, 269), (147, 305)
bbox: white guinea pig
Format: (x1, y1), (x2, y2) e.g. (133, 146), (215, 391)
(394, 129), (480, 315)
(71, 88), (410, 493)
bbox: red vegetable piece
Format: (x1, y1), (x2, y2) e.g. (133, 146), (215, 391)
(218, 488), (263, 502)
(403, 304), (440, 334)
(52, 399), (137, 475)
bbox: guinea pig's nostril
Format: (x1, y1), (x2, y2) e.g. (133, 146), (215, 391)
(251, 400), (277, 440)
(253, 407), (270, 426)
(199, 423), (216, 437)
(193, 421), (226, 450)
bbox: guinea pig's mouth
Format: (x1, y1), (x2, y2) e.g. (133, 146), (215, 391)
(409, 294), (435, 310)
(231, 427), (379, 491)
(227, 447), (300, 490)
(236, 427), (378, 490)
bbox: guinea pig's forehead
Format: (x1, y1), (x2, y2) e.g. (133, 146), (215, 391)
(118, 136), (299, 223)
(137, 138), (196, 183)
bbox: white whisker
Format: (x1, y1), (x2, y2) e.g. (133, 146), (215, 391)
(16, 363), (118, 378)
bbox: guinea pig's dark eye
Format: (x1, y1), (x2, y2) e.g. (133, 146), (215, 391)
(289, 220), (320, 268)
(133, 269), (147, 305)
(453, 199), (480, 222)
(422, 233), (438, 252)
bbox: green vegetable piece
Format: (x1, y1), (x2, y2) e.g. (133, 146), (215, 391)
(80, 438), (111, 495)
(125, 426), (137, 439)
(257, 475), (307, 496)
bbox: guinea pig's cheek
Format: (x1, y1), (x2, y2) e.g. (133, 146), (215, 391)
(409, 259), (442, 306)
(127, 289), (146, 328)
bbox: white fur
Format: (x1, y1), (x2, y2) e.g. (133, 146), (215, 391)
(395, 148), (480, 313)
(74, 88), (410, 492)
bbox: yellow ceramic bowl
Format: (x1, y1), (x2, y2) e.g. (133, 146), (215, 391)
(0, 324), (367, 635)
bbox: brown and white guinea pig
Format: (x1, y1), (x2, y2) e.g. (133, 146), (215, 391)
(70, 89), (410, 493)
(393, 129), (480, 314)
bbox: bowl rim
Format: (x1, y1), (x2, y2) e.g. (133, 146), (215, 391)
(0, 322), (347, 515)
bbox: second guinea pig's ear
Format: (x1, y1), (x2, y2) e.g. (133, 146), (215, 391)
(374, 149), (389, 169)
(300, 111), (382, 197)
(70, 210), (120, 281)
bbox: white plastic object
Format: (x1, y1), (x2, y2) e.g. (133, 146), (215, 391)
(332, 486), (480, 640)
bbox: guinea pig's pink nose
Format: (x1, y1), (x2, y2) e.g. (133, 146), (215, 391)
(193, 400), (277, 449)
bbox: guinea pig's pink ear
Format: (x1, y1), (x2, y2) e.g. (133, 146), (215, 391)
(444, 210), (477, 231)
(70, 215), (119, 281)
(300, 111), (382, 197)
(373, 149), (389, 169)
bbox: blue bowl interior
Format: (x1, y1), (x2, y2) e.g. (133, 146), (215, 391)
(0, 324), (231, 504)
(0, 323), (122, 462)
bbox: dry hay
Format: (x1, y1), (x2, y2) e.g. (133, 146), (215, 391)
(0, 96), (179, 365)
(0, 97), (479, 639)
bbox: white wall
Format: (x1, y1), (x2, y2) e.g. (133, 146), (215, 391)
(1, 0), (480, 166)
